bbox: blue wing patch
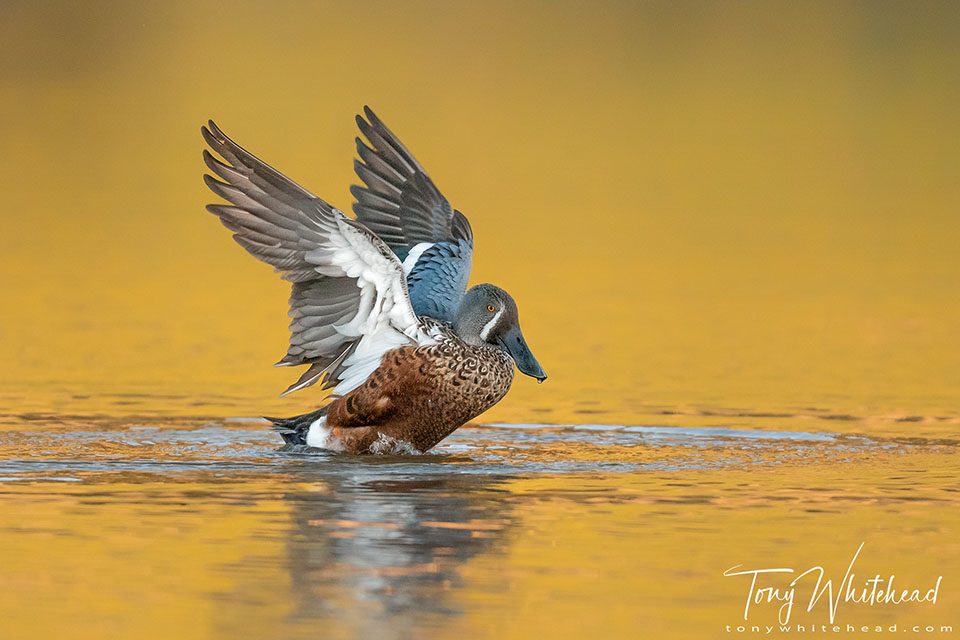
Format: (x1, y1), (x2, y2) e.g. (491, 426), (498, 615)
(405, 240), (473, 323)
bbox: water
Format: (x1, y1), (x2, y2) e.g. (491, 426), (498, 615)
(1, 413), (958, 639)
(0, 418), (882, 479)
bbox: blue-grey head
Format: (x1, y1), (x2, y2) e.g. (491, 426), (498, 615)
(453, 284), (547, 382)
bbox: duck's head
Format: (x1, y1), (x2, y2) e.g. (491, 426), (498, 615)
(454, 284), (547, 382)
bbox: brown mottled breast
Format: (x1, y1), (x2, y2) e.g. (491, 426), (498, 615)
(325, 330), (515, 453)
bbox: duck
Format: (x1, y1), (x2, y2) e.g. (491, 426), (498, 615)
(201, 108), (546, 454)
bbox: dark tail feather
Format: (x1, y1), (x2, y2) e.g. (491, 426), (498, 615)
(265, 407), (328, 445)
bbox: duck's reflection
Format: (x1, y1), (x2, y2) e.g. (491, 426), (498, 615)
(280, 461), (514, 630)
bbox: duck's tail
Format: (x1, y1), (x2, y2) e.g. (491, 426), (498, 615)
(264, 407), (329, 446)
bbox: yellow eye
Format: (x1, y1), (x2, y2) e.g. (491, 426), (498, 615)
(487, 305), (495, 312)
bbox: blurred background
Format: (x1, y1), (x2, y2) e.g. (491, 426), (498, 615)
(2, 4), (960, 639)
(1, 0), (958, 432)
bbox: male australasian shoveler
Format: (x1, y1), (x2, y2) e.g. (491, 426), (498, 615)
(201, 108), (546, 454)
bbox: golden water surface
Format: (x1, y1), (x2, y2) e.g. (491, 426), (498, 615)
(1, 2), (958, 638)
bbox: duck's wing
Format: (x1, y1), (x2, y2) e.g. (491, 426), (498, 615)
(202, 120), (435, 397)
(351, 106), (473, 323)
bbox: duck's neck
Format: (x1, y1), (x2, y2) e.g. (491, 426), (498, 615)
(453, 316), (485, 347)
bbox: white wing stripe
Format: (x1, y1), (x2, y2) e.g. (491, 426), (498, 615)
(401, 242), (435, 275)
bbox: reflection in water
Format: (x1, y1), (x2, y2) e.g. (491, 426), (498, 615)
(282, 470), (512, 632)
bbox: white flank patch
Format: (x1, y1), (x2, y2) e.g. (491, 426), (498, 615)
(305, 416), (345, 452)
(401, 242), (434, 275)
(368, 432), (422, 455)
(479, 307), (504, 342)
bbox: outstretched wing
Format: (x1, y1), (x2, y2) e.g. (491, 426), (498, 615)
(351, 106), (473, 323)
(202, 120), (432, 396)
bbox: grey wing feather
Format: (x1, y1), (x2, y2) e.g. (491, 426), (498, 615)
(201, 120), (421, 396)
(351, 106), (473, 317)
(201, 124), (327, 284)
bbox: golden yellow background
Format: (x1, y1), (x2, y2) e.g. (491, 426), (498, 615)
(2, 0), (958, 428)
(0, 1), (958, 638)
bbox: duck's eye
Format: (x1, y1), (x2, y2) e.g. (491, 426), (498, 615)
(486, 304), (495, 312)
